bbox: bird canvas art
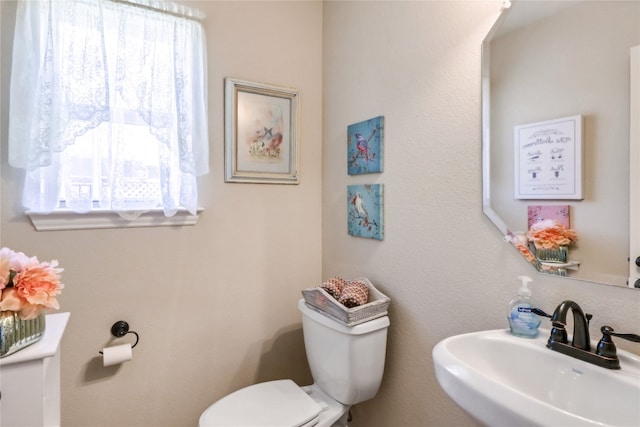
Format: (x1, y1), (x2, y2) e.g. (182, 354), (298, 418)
(347, 116), (384, 175)
(347, 184), (384, 240)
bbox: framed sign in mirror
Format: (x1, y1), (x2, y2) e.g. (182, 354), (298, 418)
(514, 115), (583, 200)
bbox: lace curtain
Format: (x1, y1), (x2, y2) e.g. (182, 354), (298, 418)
(8, 0), (209, 217)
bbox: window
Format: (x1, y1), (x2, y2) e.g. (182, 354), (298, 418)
(8, 0), (209, 224)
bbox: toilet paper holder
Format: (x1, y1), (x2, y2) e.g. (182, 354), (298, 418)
(98, 320), (139, 354)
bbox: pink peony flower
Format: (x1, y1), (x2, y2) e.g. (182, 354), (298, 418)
(526, 220), (578, 250)
(0, 288), (25, 312)
(14, 260), (63, 304)
(0, 249), (11, 290)
(0, 247), (64, 320)
(0, 247), (30, 290)
(511, 237), (538, 264)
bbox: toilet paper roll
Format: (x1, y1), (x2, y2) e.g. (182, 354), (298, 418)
(102, 343), (133, 367)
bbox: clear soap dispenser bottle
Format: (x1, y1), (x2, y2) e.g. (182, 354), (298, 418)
(507, 275), (541, 338)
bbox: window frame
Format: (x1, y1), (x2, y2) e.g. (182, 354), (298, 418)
(27, 207), (203, 231)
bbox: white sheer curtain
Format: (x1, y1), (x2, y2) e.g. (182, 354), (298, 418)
(9, 0), (209, 217)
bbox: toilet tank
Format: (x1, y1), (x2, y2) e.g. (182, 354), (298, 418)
(298, 299), (390, 405)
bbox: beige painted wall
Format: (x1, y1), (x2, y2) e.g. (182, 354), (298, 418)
(322, 1), (640, 426)
(1, 1), (322, 426)
(1, 1), (639, 426)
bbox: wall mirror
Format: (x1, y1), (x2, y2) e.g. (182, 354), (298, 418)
(482, 0), (639, 288)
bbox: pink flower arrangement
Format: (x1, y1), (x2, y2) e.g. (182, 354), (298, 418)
(0, 247), (64, 320)
(526, 220), (578, 250)
(509, 235), (538, 264)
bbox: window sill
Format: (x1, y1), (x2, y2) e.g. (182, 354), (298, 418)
(26, 208), (203, 231)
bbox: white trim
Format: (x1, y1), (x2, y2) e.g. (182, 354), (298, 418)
(629, 45), (639, 288)
(109, 0), (206, 21)
(26, 208), (203, 231)
(482, 2), (513, 235)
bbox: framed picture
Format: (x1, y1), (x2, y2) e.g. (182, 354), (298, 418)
(527, 205), (570, 229)
(514, 115), (583, 200)
(347, 116), (384, 175)
(347, 184), (384, 240)
(225, 78), (299, 184)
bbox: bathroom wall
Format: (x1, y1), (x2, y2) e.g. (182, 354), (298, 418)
(322, 1), (640, 426)
(1, 1), (639, 426)
(0, 1), (322, 426)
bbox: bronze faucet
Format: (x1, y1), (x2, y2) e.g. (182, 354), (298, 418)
(534, 301), (639, 369)
(548, 300), (592, 351)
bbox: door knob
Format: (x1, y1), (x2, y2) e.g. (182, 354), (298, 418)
(635, 257), (640, 267)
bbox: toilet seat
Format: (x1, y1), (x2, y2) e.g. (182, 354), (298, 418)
(199, 379), (323, 427)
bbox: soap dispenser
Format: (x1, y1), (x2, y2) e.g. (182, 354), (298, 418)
(507, 275), (541, 338)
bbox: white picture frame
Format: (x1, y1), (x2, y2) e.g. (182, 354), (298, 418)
(224, 78), (300, 184)
(514, 115), (583, 200)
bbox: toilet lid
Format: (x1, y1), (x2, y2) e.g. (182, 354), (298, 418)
(199, 379), (323, 427)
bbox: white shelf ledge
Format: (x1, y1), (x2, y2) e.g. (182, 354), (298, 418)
(0, 312), (70, 366)
(26, 208), (203, 231)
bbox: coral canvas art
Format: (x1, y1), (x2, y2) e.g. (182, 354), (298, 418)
(347, 116), (384, 175)
(347, 184), (383, 240)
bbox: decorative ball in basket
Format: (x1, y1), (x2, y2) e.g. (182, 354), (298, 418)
(302, 277), (390, 326)
(0, 247), (64, 358)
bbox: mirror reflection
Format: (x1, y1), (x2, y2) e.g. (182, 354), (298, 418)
(482, 0), (639, 288)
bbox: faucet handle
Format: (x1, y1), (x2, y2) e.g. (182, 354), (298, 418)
(532, 308), (569, 345)
(531, 307), (552, 318)
(596, 326), (640, 359)
(601, 326), (640, 343)
(596, 327), (618, 358)
(550, 321), (568, 344)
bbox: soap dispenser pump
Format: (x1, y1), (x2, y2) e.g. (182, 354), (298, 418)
(507, 275), (541, 338)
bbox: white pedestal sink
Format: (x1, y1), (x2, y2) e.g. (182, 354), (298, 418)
(433, 329), (640, 427)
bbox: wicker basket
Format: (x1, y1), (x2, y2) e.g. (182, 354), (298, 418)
(301, 277), (390, 326)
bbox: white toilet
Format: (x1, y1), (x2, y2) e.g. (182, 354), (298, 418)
(199, 299), (390, 427)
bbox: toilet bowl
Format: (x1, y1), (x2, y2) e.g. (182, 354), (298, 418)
(199, 299), (390, 427)
(198, 380), (349, 427)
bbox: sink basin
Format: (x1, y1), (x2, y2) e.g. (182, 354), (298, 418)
(433, 329), (640, 427)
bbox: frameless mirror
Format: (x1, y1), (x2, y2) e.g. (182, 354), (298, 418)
(482, 0), (639, 288)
